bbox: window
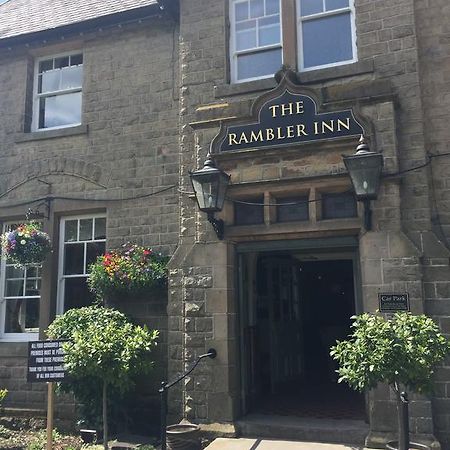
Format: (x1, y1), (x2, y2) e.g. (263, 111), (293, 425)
(298, 0), (356, 71)
(234, 196), (265, 225)
(321, 192), (357, 219)
(33, 53), (83, 131)
(57, 215), (106, 314)
(0, 223), (41, 341)
(277, 196), (309, 222)
(230, 0), (283, 83)
(229, 0), (357, 82)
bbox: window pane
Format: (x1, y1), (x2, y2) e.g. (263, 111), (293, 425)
(5, 299), (39, 333)
(26, 266), (40, 278)
(55, 56), (69, 69)
(79, 219), (93, 241)
(302, 13), (353, 68)
(326, 0), (349, 10)
(60, 65), (82, 90)
(64, 243), (84, 275)
(25, 279), (41, 296)
(64, 220), (78, 242)
(39, 92), (82, 129)
(236, 21), (257, 50)
(6, 279), (24, 297)
(322, 192), (357, 219)
(259, 16), (280, 46)
(70, 54), (83, 66)
(40, 70), (60, 93)
(237, 47), (282, 80)
(39, 59), (53, 73)
(234, 197), (264, 225)
(94, 217), (106, 240)
(300, 0), (323, 16)
(64, 277), (96, 312)
(6, 265), (24, 279)
(250, 0), (264, 18)
(266, 0), (280, 14)
(277, 197), (309, 222)
(86, 242), (106, 269)
(235, 1), (248, 21)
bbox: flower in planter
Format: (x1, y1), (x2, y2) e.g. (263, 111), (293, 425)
(1, 222), (51, 267)
(88, 242), (169, 301)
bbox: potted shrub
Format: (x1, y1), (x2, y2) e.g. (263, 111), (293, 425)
(88, 243), (168, 304)
(47, 305), (159, 450)
(1, 222), (51, 267)
(330, 312), (450, 450)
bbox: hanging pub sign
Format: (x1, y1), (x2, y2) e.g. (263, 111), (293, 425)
(211, 86), (364, 154)
(27, 340), (67, 383)
(378, 293), (410, 312)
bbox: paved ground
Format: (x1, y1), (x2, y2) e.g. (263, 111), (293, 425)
(204, 438), (368, 449)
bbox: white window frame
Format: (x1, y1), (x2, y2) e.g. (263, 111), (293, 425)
(57, 214), (106, 315)
(230, 0), (284, 83)
(32, 51), (83, 132)
(0, 222), (41, 342)
(297, 0), (357, 72)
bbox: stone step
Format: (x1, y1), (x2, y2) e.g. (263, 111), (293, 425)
(204, 438), (368, 449)
(236, 414), (369, 445)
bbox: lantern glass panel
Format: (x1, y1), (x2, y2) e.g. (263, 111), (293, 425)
(344, 153), (383, 200)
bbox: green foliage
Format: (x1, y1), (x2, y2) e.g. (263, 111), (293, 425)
(0, 388), (7, 403)
(47, 306), (158, 427)
(87, 243), (168, 301)
(330, 312), (450, 393)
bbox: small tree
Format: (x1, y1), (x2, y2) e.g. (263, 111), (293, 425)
(47, 306), (158, 450)
(331, 312), (450, 450)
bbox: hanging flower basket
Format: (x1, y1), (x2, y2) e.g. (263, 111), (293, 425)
(1, 222), (52, 267)
(87, 242), (169, 302)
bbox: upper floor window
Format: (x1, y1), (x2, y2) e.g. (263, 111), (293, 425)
(230, 0), (283, 83)
(298, 0), (356, 71)
(229, 0), (357, 83)
(32, 53), (83, 131)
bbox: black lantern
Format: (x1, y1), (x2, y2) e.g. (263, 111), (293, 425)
(189, 155), (231, 240)
(343, 136), (383, 230)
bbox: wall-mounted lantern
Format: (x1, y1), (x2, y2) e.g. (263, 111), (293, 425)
(189, 155), (231, 240)
(343, 136), (383, 231)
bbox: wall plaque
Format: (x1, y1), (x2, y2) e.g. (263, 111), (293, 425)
(28, 340), (67, 383)
(378, 293), (410, 312)
(212, 89), (364, 153)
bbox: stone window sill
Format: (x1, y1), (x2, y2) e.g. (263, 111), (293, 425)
(214, 59), (374, 98)
(15, 124), (88, 143)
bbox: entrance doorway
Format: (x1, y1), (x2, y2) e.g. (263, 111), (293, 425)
(239, 249), (365, 421)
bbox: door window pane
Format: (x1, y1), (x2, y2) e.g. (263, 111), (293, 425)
(237, 47), (282, 80)
(302, 12), (353, 68)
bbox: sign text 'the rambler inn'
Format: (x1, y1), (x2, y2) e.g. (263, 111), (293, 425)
(215, 90), (364, 153)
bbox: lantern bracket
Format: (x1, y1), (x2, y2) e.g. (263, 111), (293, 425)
(207, 213), (225, 240)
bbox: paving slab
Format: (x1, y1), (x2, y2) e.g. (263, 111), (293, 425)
(205, 438), (368, 450)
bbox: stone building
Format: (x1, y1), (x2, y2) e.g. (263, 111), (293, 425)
(1, 0), (450, 449)
(0, 0), (180, 428)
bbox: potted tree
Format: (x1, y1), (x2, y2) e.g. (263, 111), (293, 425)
(330, 312), (450, 450)
(47, 305), (159, 450)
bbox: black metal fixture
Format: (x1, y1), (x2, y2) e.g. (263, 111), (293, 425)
(343, 136), (384, 231)
(189, 155), (231, 240)
(159, 349), (217, 450)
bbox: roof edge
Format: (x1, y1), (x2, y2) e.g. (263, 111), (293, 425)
(0, 3), (167, 49)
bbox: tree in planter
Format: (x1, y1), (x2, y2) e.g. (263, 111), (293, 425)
(330, 312), (450, 450)
(47, 306), (158, 450)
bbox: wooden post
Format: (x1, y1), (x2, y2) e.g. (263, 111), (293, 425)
(46, 382), (54, 450)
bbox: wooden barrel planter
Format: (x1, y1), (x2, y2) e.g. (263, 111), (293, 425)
(166, 423), (200, 450)
(386, 442), (430, 450)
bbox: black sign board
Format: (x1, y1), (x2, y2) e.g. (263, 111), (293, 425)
(27, 340), (67, 383)
(213, 89), (364, 153)
(378, 293), (410, 312)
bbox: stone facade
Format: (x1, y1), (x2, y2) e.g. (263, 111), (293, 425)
(0, 11), (179, 431)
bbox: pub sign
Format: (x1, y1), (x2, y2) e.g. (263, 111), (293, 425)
(28, 340), (67, 382)
(213, 89), (364, 153)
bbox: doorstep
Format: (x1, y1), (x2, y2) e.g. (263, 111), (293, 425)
(204, 438), (368, 449)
